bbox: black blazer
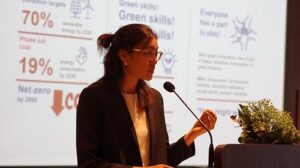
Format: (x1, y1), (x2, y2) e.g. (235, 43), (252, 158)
(76, 78), (195, 168)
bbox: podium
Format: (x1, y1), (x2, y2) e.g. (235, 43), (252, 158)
(214, 144), (300, 168)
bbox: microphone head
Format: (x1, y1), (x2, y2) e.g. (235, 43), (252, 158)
(163, 81), (175, 92)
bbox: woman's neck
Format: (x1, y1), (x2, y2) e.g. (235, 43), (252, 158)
(120, 76), (138, 94)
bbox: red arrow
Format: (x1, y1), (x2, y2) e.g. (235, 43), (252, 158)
(51, 90), (64, 116)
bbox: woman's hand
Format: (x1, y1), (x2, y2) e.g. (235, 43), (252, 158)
(146, 164), (173, 168)
(133, 164), (173, 168)
(197, 108), (217, 132)
(184, 109), (217, 146)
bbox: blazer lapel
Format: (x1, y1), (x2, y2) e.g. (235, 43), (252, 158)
(111, 88), (140, 152)
(146, 99), (158, 165)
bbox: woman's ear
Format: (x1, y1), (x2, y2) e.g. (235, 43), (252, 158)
(118, 49), (128, 66)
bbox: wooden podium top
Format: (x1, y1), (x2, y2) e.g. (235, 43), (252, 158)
(214, 144), (300, 168)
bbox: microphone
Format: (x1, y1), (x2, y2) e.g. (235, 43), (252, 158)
(163, 81), (214, 167)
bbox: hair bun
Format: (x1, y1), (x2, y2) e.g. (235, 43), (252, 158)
(97, 34), (114, 49)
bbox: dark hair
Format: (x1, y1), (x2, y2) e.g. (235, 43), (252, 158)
(97, 24), (158, 109)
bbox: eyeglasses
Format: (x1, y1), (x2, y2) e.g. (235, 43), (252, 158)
(131, 48), (163, 61)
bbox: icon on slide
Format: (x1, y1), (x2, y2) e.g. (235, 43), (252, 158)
(82, 0), (94, 19)
(70, 0), (94, 19)
(231, 15), (257, 52)
(162, 49), (176, 74)
(76, 46), (88, 65)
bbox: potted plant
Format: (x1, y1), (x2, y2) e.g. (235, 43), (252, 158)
(237, 99), (300, 144)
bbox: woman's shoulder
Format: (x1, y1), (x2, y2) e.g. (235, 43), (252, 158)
(149, 87), (159, 94)
(149, 87), (163, 99)
(81, 78), (117, 95)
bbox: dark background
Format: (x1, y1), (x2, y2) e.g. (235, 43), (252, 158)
(284, 0), (300, 130)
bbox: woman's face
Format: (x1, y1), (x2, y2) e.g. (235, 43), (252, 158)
(122, 37), (159, 81)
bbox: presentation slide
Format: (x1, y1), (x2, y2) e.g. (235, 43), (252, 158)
(0, 0), (287, 166)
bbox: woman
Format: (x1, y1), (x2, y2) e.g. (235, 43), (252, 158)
(76, 23), (217, 168)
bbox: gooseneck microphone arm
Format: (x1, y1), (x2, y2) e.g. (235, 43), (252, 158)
(163, 81), (214, 167)
(172, 90), (213, 144)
